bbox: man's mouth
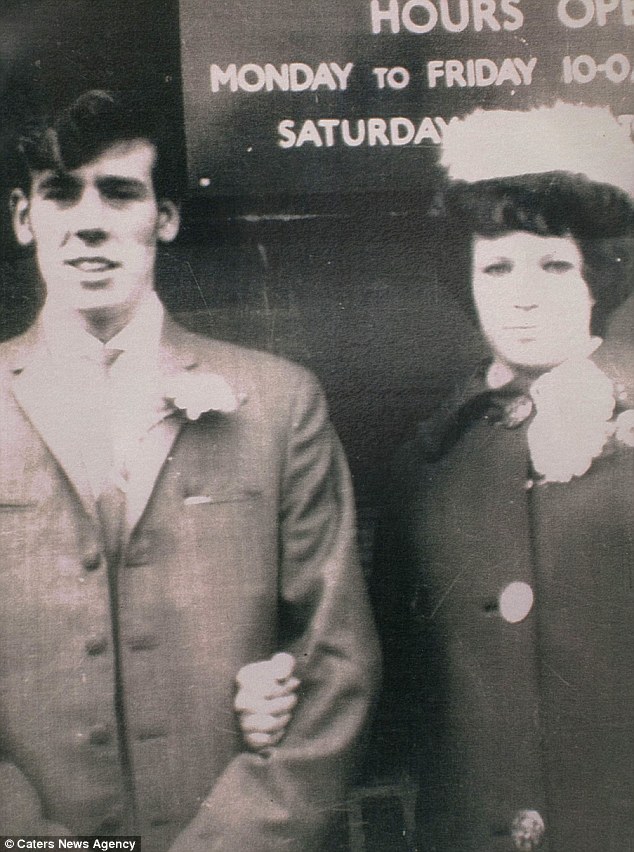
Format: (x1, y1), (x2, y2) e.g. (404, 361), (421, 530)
(65, 257), (119, 273)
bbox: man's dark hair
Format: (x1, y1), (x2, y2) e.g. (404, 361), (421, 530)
(14, 89), (183, 201)
(441, 172), (634, 335)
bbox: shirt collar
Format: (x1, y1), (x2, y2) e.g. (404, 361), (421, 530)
(42, 292), (164, 366)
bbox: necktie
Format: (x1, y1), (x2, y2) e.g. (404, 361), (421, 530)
(96, 347), (125, 556)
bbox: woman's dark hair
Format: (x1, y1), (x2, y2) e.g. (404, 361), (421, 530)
(14, 89), (183, 202)
(441, 171), (634, 335)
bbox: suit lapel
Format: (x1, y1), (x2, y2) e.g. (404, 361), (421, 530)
(10, 330), (97, 518)
(9, 317), (233, 539)
(122, 317), (199, 536)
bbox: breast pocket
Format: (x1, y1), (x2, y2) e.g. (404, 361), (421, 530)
(177, 487), (272, 594)
(183, 489), (261, 507)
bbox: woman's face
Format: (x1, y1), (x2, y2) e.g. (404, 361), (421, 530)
(472, 231), (594, 371)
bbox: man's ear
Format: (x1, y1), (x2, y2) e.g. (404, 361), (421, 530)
(157, 199), (180, 244)
(10, 189), (34, 247)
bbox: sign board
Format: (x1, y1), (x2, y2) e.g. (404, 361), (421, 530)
(179, 0), (634, 196)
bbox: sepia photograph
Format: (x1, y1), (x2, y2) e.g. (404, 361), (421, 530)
(0, 1), (632, 850)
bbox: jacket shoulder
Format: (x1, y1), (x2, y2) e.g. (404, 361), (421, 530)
(169, 320), (320, 392)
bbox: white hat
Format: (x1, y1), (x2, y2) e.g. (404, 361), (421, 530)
(440, 102), (634, 199)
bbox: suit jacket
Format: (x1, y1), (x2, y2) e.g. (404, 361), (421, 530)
(374, 352), (634, 852)
(0, 314), (380, 851)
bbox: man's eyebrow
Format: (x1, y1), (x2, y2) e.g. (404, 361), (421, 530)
(36, 172), (80, 190)
(97, 175), (149, 192)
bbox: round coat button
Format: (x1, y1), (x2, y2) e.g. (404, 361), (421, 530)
(83, 552), (104, 572)
(85, 637), (108, 656)
(510, 809), (545, 850)
(88, 725), (113, 746)
(499, 581), (534, 624)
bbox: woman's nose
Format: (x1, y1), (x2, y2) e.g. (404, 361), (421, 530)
(513, 274), (539, 310)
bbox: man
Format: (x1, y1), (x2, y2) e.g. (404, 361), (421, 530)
(0, 90), (379, 851)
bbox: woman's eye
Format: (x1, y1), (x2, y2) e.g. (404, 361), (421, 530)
(482, 261), (512, 276)
(542, 260), (574, 273)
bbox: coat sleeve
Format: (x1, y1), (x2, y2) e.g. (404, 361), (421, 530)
(167, 368), (381, 852)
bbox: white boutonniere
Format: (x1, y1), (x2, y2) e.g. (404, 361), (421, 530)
(527, 357), (624, 484)
(164, 372), (243, 420)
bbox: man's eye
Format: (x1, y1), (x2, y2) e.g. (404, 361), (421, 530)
(42, 186), (79, 202)
(542, 260), (574, 273)
(100, 181), (146, 201)
(103, 187), (141, 201)
(482, 261), (512, 276)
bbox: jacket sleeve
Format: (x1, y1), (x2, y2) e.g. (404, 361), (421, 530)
(167, 368), (381, 852)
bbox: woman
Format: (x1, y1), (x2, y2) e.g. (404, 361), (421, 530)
(373, 104), (634, 852)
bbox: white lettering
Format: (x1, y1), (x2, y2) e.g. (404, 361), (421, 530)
(210, 62), (355, 93)
(390, 117), (416, 144)
(295, 119), (323, 147)
(318, 118), (341, 146)
(237, 63), (266, 92)
(473, 0), (502, 29)
(514, 56), (537, 84)
(368, 117), (391, 145)
(371, 0), (525, 33)
(475, 58), (498, 85)
(557, 0), (633, 26)
(427, 59), (446, 87)
(370, 0), (401, 32)
(330, 62), (354, 89)
(495, 57), (522, 85)
(595, 0), (620, 24)
(278, 119), (297, 148)
(341, 119), (367, 145)
(402, 0), (439, 33)
(447, 59), (468, 86)
(277, 116), (452, 148)
(413, 116), (442, 143)
(210, 63), (238, 93)
(426, 56), (537, 87)
(501, 0), (524, 28)
(439, 0), (470, 31)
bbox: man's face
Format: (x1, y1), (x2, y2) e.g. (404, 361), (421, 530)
(472, 231), (593, 370)
(12, 139), (179, 319)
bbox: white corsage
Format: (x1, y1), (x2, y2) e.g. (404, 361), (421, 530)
(527, 358), (616, 484)
(164, 372), (242, 420)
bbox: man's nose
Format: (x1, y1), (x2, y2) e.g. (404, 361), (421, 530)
(75, 227), (108, 246)
(64, 189), (109, 244)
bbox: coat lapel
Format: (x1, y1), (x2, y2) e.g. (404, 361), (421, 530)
(122, 317), (199, 536)
(10, 329), (97, 518)
(8, 317), (234, 540)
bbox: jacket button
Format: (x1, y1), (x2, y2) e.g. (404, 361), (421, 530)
(85, 637), (108, 656)
(83, 552), (104, 572)
(510, 809), (545, 850)
(499, 582), (534, 624)
(88, 725), (113, 746)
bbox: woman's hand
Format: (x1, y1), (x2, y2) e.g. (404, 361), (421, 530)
(235, 653), (300, 750)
